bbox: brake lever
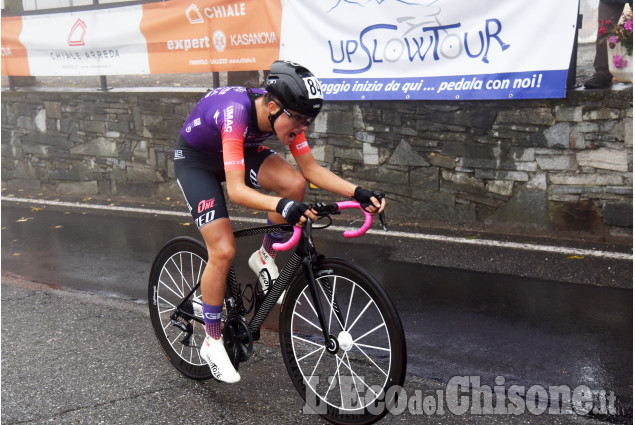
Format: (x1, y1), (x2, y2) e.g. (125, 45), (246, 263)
(314, 202), (340, 215)
(379, 211), (388, 231)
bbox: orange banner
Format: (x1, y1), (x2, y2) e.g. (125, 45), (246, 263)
(1, 16), (30, 76)
(141, 0), (281, 73)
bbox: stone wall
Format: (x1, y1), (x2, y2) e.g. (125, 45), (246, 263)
(1, 88), (632, 236)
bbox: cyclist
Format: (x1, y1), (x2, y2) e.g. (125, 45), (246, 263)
(173, 60), (386, 383)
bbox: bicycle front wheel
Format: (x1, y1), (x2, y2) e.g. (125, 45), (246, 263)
(148, 237), (212, 380)
(279, 258), (407, 424)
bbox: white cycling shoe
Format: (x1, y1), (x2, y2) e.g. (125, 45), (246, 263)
(200, 335), (241, 384)
(248, 246), (284, 304)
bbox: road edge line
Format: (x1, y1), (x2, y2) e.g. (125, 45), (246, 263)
(3, 196), (631, 260)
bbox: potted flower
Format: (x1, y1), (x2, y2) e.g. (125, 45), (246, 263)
(600, 10), (633, 83)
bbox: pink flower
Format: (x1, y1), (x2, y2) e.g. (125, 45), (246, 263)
(625, 19), (633, 32)
(614, 54), (622, 67)
(610, 35), (617, 44)
(613, 54), (628, 69)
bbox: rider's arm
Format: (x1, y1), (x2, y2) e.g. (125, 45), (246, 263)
(222, 137), (315, 225)
(294, 151), (356, 197)
(294, 150), (386, 214)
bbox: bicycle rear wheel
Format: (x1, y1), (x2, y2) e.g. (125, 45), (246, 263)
(148, 237), (212, 380)
(279, 258), (407, 424)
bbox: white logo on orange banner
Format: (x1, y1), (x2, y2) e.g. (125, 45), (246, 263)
(186, 4), (204, 24)
(213, 30), (226, 52)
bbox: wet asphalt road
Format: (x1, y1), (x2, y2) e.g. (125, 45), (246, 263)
(1, 199), (633, 424)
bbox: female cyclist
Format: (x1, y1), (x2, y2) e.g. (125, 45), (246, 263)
(173, 60), (386, 383)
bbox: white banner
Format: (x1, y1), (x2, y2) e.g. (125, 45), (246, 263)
(19, 6), (150, 76)
(279, 0), (579, 100)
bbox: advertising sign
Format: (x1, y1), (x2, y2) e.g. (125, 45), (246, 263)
(1, 0), (281, 76)
(18, 6), (150, 76)
(279, 0), (579, 100)
(140, 0), (281, 73)
(1, 16), (30, 77)
(2, 0), (579, 100)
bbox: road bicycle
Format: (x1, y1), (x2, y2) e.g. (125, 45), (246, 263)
(148, 200), (407, 424)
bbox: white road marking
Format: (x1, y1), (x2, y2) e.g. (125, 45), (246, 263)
(3, 196), (631, 260)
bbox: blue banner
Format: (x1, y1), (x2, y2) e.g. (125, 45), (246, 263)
(319, 70), (569, 101)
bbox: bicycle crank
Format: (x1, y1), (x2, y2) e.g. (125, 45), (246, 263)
(222, 314), (253, 369)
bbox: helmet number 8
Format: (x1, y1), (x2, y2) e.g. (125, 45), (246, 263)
(303, 76), (323, 99)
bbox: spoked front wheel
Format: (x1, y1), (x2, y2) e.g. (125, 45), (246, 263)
(279, 258), (407, 424)
(148, 237), (212, 380)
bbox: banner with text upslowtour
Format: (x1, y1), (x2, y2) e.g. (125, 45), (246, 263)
(279, 0), (579, 100)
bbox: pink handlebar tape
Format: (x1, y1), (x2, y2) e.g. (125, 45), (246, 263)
(335, 201), (373, 238)
(272, 226), (302, 251)
(272, 201), (373, 251)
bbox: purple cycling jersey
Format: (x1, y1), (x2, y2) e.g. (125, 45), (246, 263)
(180, 86), (312, 172)
(180, 86), (272, 155)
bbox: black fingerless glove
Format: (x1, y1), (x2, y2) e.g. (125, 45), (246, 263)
(276, 198), (309, 225)
(353, 186), (385, 209)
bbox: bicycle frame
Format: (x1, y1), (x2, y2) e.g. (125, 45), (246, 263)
(246, 219), (343, 350)
(172, 200), (380, 353)
(170, 220), (334, 349)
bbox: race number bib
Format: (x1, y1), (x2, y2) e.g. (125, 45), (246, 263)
(303, 76), (323, 99)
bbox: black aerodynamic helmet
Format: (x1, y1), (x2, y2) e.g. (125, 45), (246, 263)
(266, 60), (323, 117)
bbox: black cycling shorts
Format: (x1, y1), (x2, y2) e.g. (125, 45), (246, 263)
(174, 135), (277, 229)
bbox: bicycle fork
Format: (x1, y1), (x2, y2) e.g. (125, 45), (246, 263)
(298, 220), (346, 354)
(301, 256), (342, 354)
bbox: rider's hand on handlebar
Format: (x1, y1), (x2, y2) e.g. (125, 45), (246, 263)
(353, 187), (386, 215)
(276, 198), (317, 226)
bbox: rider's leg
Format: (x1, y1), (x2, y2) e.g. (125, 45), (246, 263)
(200, 218), (235, 307)
(173, 139), (240, 383)
(198, 218), (241, 383)
(246, 153), (306, 300)
(256, 154), (307, 257)
(258, 153), (307, 217)
(200, 218), (235, 305)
